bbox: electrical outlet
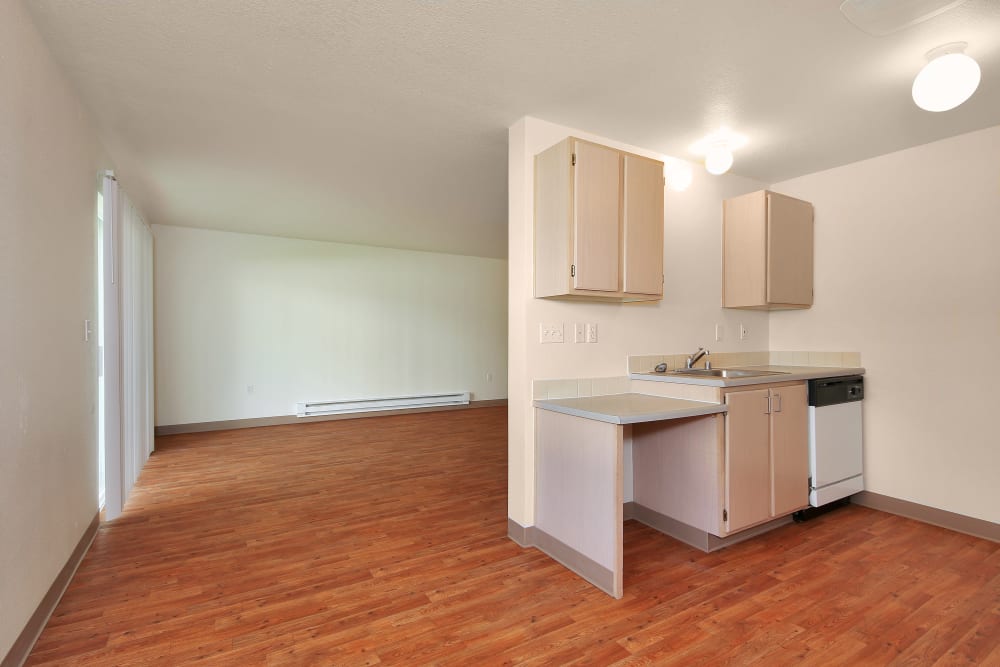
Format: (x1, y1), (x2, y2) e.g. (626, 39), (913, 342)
(739, 323), (749, 340)
(485, 371), (493, 382)
(585, 323), (598, 343)
(574, 323), (586, 343)
(247, 384), (255, 395)
(539, 323), (564, 343)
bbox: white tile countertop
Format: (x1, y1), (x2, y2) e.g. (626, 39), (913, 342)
(533, 393), (727, 425)
(631, 365), (865, 388)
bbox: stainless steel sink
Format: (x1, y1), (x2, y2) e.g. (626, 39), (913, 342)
(667, 368), (790, 378)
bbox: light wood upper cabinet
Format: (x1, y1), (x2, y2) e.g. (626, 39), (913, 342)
(723, 381), (809, 534)
(534, 137), (664, 302)
(622, 153), (665, 296)
(723, 190), (814, 310)
(572, 141), (621, 292)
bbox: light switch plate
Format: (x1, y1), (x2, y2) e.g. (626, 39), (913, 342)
(585, 323), (598, 343)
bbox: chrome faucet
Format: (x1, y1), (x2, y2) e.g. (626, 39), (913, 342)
(686, 346), (710, 369)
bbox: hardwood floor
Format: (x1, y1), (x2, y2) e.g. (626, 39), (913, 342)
(26, 407), (1000, 665)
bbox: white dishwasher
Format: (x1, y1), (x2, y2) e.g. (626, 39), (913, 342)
(806, 375), (865, 508)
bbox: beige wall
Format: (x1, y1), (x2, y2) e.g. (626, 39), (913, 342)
(508, 117), (768, 526)
(0, 1), (108, 657)
(153, 225), (508, 425)
(769, 125), (1000, 524)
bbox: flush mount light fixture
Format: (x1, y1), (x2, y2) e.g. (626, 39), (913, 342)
(704, 143), (734, 176)
(912, 42), (981, 112)
(691, 128), (747, 176)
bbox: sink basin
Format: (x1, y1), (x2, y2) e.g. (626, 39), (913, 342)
(667, 368), (790, 378)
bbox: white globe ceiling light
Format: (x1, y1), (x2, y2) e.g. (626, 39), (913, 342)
(691, 128), (747, 177)
(704, 144), (734, 175)
(912, 42), (981, 112)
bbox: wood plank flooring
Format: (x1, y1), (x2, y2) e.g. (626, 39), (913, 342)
(26, 407), (1000, 665)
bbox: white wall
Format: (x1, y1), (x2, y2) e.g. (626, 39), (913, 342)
(508, 117), (769, 527)
(0, 1), (108, 657)
(153, 225), (508, 425)
(770, 125), (1000, 524)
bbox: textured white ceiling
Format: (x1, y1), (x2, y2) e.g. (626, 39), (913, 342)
(25, 0), (1000, 258)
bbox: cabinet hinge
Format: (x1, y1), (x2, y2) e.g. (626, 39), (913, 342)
(663, 176), (666, 187)
(571, 152), (576, 166)
(723, 509), (728, 522)
(571, 264), (576, 277)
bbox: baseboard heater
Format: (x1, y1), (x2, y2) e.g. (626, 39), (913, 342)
(295, 392), (470, 417)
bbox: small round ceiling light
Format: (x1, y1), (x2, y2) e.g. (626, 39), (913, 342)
(704, 144), (734, 175)
(912, 42), (981, 112)
(691, 128), (747, 177)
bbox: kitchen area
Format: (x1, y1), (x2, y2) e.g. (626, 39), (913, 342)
(508, 120), (878, 598)
(525, 133), (873, 596)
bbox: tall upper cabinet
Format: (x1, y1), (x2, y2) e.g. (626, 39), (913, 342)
(723, 190), (814, 310)
(534, 137), (664, 302)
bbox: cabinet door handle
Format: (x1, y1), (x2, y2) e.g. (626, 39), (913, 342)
(765, 395), (771, 414)
(773, 393), (782, 413)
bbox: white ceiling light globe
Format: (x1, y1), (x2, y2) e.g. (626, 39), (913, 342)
(912, 51), (981, 112)
(704, 145), (734, 175)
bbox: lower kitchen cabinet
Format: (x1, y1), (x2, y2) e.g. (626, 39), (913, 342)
(724, 382), (809, 533)
(631, 381), (809, 539)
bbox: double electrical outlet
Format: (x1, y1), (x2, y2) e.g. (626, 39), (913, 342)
(540, 322), (598, 344)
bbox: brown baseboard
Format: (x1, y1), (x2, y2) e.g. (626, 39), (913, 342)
(852, 491), (999, 543)
(155, 398), (508, 436)
(2, 513), (100, 667)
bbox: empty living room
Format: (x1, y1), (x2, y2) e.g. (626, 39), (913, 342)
(3, 1), (998, 665)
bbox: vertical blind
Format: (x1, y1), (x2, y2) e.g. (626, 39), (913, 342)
(103, 174), (153, 520)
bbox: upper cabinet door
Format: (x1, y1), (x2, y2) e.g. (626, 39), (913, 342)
(766, 192), (814, 306)
(722, 190), (768, 308)
(622, 154), (664, 296)
(572, 140), (621, 292)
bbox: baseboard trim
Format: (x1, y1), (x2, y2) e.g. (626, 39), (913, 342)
(2, 513), (100, 667)
(533, 528), (617, 597)
(155, 399), (508, 436)
(628, 502), (792, 553)
(507, 518), (535, 547)
(506, 520), (615, 596)
(852, 491), (999, 543)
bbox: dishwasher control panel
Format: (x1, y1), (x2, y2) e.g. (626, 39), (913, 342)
(808, 375), (864, 407)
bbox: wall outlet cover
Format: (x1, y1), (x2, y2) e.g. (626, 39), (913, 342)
(540, 323), (564, 343)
